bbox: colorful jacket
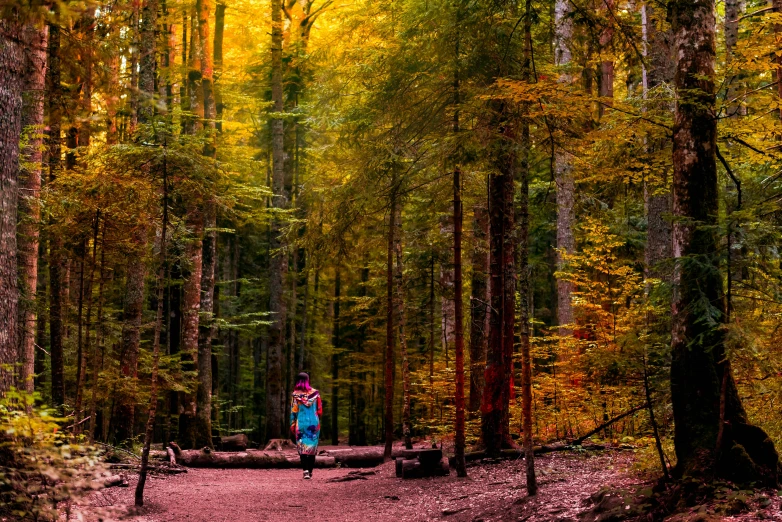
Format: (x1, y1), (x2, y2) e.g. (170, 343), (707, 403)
(290, 389), (323, 456)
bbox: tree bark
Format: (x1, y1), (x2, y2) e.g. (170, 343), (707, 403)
(196, 205), (216, 449)
(195, 0), (217, 451)
(180, 213), (203, 448)
(18, 22), (48, 394)
(266, 0), (288, 440)
(331, 267), (341, 445)
(554, 0), (574, 335)
(440, 214), (455, 369)
(452, 26), (466, 477)
(669, 0), (779, 487)
(468, 203), (489, 414)
(135, 148), (169, 507)
(393, 209), (412, 451)
(383, 175), (397, 461)
(46, 21), (65, 409)
(642, 2), (673, 283)
(519, 0), (537, 494)
(481, 101), (516, 456)
(0, 15), (24, 394)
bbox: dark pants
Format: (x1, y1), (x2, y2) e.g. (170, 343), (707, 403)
(300, 454), (315, 473)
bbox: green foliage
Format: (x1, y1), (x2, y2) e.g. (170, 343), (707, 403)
(0, 393), (105, 521)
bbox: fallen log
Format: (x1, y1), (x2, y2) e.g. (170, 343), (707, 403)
(217, 434), (249, 451)
(169, 443), (336, 469)
(322, 447), (387, 467)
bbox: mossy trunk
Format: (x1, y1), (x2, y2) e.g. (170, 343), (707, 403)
(670, 0), (779, 487)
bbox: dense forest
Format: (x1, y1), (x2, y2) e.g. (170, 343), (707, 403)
(2, 0), (782, 518)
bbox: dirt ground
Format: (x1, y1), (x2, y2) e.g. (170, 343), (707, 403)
(80, 451), (648, 522)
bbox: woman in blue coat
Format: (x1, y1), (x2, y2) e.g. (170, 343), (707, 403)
(290, 372), (323, 479)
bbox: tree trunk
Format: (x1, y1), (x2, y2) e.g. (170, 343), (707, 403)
(0, 15), (24, 394)
(383, 177), (397, 461)
(519, 0), (537, 494)
(46, 21), (65, 409)
(598, 0), (614, 117)
(18, 22), (48, 394)
(195, 0), (216, 451)
(452, 26), (466, 477)
(481, 101), (516, 456)
(669, 0), (779, 487)
(554, 0), (574, 336)
(393, 208), (412, 451)
(214, 2), (226, 132)
(642, 2), (673, 283)
(266, 0), (288, 441)
(88, 222), (107, 442)
(135, 147), (169, 507)
(196, 205), (216, 449)
(440, 214), (455, 368)
(138, 0), (157, 125)
(468, 203), (489, 414)
(180, 213), (203, 448)
(331, 267), (341, 445)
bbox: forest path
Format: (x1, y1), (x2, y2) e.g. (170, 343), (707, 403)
(85, 452), (641, 522)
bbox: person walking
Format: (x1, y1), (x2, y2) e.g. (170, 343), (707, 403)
(290, 372), (323, 479)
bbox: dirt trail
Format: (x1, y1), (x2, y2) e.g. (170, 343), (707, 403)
(83, 452), (642, 522)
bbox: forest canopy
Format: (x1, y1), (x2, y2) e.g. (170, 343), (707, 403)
(1, 0), (782, 516)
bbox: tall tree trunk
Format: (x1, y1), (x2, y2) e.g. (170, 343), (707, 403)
(669, 0), (779, 487)
(519, 0), (537, 494)
(214, 2), (226, 133)
(598, 0), (614, 117)
(47, 21), (65, 409)
(180, 213), (203, 448)
(452, 23), (466, 476)
(0, 14), (24, 394)
(440, 213), (455, 368)
(724, 0), (742, 117)
(18, 22), (48, 394)
(195, 0), (216, 451)
(136, 147), (169, 507)
(352, 264), (368, 445)
(429, 253), (435, 419)
(331, 267), (341, 445)
(266, 0), (288, 440)
(481, 101), (516, 456)
(117, 0), (156, 444)
(642, 2), (673, 282)
(383, 176), (398, 461)
(88, 222), (106, 442)
(554, 0), (574, 335)
(393, 208), (412, 451)
(468, 204), (489, 415)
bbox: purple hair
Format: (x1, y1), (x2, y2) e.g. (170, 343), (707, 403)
(294, 372), (311, 392)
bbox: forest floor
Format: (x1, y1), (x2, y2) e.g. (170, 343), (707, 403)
(76, 449), (782, 522)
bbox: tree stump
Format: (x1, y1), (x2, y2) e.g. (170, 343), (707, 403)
(397, 450), (449, 479)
